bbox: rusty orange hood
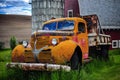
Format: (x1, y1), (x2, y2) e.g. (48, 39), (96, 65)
(31, 30), (74, 37)
(30, 30), (74, 49)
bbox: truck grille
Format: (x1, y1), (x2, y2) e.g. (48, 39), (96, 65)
(31, 36), (50, 49)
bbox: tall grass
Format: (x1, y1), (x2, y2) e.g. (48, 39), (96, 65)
(0, 49), (120, 80)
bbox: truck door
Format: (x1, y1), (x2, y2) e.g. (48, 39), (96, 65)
(77, 22), (89, 59)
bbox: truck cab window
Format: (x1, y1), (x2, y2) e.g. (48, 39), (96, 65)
(42, 22), (57, 30)
(78, 22), (85, 33)
(58, 20), (74, 30)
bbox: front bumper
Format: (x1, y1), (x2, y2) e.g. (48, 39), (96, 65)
(6, 62), (71, 72)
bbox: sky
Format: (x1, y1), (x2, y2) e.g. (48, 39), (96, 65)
(0, 0), (31, 15)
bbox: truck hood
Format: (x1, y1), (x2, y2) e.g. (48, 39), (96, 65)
(30, 30), (74, 50)
(31, 30), (74, 37)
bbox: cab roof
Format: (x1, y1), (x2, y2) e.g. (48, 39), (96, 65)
(43, 17), (86, 25)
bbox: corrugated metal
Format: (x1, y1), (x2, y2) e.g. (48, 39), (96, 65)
(32, 0), (64, 31)
(78, 0), (120, 29)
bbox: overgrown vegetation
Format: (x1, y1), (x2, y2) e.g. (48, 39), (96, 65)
(10, 36), (17, 50)
(0, 49), (120, 80)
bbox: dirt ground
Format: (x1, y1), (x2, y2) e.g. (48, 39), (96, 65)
(0, 14), (32, 48)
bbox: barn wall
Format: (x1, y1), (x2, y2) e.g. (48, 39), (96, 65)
(64, 0), (80, 17)
(104, 29), (120, 49)
(32, 0), (64, 31)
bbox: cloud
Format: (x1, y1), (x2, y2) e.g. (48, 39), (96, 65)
(23, 0), (30, 3)
(0, 3), (7, 7)
(0, 0), (31, 15)
(2, 6), (31, 15)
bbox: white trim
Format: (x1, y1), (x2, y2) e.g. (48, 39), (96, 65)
(67, 10), (73, 17)
(101, 26), (120, 29)
(119, 40), (120, 48)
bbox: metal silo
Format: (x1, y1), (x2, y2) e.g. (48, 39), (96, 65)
(78, 0), (120, 29)
(32, 0), (64, 31)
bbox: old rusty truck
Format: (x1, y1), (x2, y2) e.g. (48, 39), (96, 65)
(7, 15), (111, 71)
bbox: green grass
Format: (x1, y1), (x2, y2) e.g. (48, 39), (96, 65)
(0, 49), (120, 80)
(80, 58), (120, 80)
(0, 49), (11, 80)
(109, 49), (120, 55)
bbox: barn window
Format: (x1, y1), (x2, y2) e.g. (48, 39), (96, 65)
(68, 10), (73, 17)
(112, 40), (118, 48)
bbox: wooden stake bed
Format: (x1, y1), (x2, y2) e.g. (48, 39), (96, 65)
(6, 62), (71, 72)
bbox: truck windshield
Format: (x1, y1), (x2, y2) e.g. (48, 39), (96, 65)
(42, 22), (57, 30)
(57, 20), (74, 30)
(42, 20), (74, 31)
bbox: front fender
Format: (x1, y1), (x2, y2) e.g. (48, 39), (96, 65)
(51, 40), (78, 64)
(12, 45), (25, 62)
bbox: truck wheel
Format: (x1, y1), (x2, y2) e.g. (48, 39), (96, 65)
(70, 47), (82, 70)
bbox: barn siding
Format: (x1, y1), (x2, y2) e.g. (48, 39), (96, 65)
(32, 0), (64, 31)
(64, 0), (80, 17)
(104, 29), (120, 49)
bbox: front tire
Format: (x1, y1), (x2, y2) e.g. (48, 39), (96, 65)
(70, 47), (82, 70)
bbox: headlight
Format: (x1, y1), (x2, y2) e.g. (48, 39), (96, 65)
(52, 38), (57, 45)
(22, 41), (28, 47)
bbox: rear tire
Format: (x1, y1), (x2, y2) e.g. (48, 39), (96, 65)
(89, 45), (109, 61)
(101, 45), (109, 61)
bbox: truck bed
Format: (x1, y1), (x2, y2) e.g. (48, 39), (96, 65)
(88, 33), (111, 46)
(82, 14), (111, 46)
